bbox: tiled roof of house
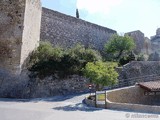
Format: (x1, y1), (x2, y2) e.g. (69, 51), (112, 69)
(138, 81), (160, 92)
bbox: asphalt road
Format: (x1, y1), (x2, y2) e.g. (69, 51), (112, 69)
(0, 94), (159, 120)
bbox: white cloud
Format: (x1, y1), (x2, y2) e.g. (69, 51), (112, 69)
(77, 0), (123, 15)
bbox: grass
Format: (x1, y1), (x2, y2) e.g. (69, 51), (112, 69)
(97, 94), (106, 101)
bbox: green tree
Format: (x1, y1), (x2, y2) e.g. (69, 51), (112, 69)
(83, 61), (118, 90)
(105, 34), (135, 61)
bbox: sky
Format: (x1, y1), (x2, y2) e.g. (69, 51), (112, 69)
(41, 0), (160, 38)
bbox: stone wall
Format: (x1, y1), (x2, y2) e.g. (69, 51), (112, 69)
(107, 86), (150, 104)
(0, 0), (25, 74)
(40, 7), (116, 52)
(20, 0), (42, 68)
(0, 0), (41, 74)
(151, 28), (160, 58)
(125, 30), (146, 54)
(26, 75), (89, 98)
(106, 86), (160, 113)
(119, 61), (160, 79)
(0, 71), (89, 98)
(85, 86), (160, 113)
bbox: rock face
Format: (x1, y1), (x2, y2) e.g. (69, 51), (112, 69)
(0, 0), (41, 74)
(40, 8), (116, 53)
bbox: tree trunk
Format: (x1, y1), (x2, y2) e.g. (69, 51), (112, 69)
(116, 50), (123, 60)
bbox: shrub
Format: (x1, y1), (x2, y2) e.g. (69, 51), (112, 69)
(83, 61), (118, 90)
(137, 53), (148, 61)
(119, 51), (136, 66)
(28, 42), (102, 79)
(104, 34), (135, 61)
(67, 44), (102, 67)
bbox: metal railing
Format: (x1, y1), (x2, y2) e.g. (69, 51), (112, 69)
(107, 74), (160, 89)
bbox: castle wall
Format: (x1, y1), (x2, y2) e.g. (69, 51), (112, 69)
(126, 30), (146, 54)
(0, 0), (41, 74)
(40, 8), (116, 52)
(119, 61), (160, 79)
(0, 0), (25, 74)
(20, 0), (42, 68)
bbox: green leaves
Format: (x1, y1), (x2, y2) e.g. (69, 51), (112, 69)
(83, 61), (118, 90)
(28, 42), (102, 79)
(105, 34), (135, 60)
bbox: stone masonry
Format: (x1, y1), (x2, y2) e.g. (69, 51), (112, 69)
(0, 0), (41, 74)
(125, 30), (146, 55)
(40, 7), (117, 53)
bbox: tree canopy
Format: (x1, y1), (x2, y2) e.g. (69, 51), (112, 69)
(83, 61), (118, 90)
(105, 34), (135, 60)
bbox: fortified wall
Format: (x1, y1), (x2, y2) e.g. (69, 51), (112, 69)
(0, 0), (41, 74)
(40, 8), (117, 52)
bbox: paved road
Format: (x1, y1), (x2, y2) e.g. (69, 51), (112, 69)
(0, 94), (159, 120)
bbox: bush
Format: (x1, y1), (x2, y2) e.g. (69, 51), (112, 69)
(67, 44), (102, 67)
(28, 42), (102, 79)
(28, 42), (64, 78)
(137, 53), (148, 61)
(119, 51), (136, 66)
(83, 61), (118, 90)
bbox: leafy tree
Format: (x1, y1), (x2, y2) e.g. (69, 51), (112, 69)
(68, 44), (102, 66)
(28, 42), (64, 78)
(119, 51), (136, 66)
(28, 42), (63, 67)
(105, 34), (135, 60)
(83, 61), (118, 90)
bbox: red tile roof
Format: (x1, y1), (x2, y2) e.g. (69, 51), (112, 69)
(138, 81), (160, 92)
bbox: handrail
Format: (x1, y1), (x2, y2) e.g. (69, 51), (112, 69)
(107, 74), (160, 89)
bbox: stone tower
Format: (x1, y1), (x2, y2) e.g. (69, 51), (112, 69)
(0, 0), (42, 74)
(156, 28), (160, 36)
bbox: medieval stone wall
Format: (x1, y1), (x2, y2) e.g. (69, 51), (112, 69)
(0, 0), (25, 74)
(125, 30), (146, 55)
(0, 71), (89, 98)
(20, 0), (41, 68)
(40, 8), (116, 52)
(119, 61), (160, 79)
(0, 0), (41, 74)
